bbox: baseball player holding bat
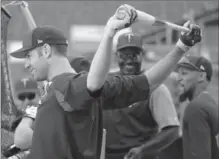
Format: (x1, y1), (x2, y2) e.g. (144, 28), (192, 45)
(89, 4), (202, 159)
(102, 30), (180, 159)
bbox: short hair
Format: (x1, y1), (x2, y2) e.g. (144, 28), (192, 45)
(51, 44), (68, 56)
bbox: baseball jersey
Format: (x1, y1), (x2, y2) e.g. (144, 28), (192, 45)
(28, 72), (150, 159)
(183, 92), (219, 159)
(103, 83), (179, 159)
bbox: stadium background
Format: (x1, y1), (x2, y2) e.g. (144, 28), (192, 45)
(1, 0), (218, 158)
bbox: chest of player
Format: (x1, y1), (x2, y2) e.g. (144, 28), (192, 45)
(35, 88), (101, 153)
(103, 100), (156, 127)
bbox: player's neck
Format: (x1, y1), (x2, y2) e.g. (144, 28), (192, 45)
(192, 83), (208, 100)
(47, 57), (77, 81)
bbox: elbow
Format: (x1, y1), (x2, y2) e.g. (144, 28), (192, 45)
(87, 75), (104, 92)
(87, 82), (103, 92)
(173, 127), (180, 139)
(161, 126), (180, 146)
(167, 126), (180, 142)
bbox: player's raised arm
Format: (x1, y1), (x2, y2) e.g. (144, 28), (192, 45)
(144, 21), (202, 92)
(87, 5), (137, 92)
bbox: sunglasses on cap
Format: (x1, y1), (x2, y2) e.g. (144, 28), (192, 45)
(18, 93), (36, 101)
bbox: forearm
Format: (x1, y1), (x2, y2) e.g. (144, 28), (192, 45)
(14, 126), (33, 149)
(87, 27), (115, 91)
(145, 46), (186, 92)
(140, 126), (179, 155)
(14, 118), (34, 149)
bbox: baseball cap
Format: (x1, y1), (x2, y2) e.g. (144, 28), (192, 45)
(15, 78), (38, 95)
(70, 56), (91, 73)
(178, 56), (213, 81)
(10, 26), (68, 58)
(117, 33), (143, 50)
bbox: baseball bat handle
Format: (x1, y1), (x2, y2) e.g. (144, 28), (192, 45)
(165, 21), (190, 32)
(137, 10), (190, 33)
(100, 129), (107, 159)
(19, 1), (37, 30)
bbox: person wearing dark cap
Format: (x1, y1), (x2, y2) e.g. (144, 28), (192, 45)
(9, 5), (202, 159)
(7, 78), (40, 158)
(103, 32), (180, 159)
(14, 78), (39, 111)
(69, 56), (91, 73)
(177, 56), (219, 159)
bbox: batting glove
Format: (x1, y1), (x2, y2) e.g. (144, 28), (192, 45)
(176, 21), (202, 52)
(24, 105), (38, 120)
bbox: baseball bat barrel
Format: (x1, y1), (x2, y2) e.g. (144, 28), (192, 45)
(19, 1), (37, 30)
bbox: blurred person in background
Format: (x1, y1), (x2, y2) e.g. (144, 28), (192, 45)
(13, 78), (39, 149)
(177, 56), (219, 159)
(14, 78), (40, 112)
(69, 56), (91, 73)
(2, 78), (40, 159)
(159, 73), (186, 159)
(103, 32), (180, 159)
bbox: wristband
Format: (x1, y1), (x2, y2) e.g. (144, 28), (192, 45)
(23, 114), (35, 120)
(176, 39), (191, 52)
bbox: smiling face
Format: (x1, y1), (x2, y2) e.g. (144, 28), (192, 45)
(24, 45), (50, 81)
(116, 47), (143, 75)
(177, 67), (202, 101)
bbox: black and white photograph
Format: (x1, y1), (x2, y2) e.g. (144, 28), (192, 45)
(1, 1), (218, 159)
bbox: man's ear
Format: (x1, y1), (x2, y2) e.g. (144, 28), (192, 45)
(198, 71), (207, 82)
(41, 43), (51, 59)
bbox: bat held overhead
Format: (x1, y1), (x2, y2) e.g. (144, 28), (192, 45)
(116, 4), (190, 33)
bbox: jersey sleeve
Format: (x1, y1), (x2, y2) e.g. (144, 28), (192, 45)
(149, 84), (180, 130)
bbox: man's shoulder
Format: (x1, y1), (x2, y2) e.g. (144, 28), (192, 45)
(189, 93), (216, 109)
(51, 72), (92, 111)
(53, 72), (87, 88)
(184, 95), (213, 117)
